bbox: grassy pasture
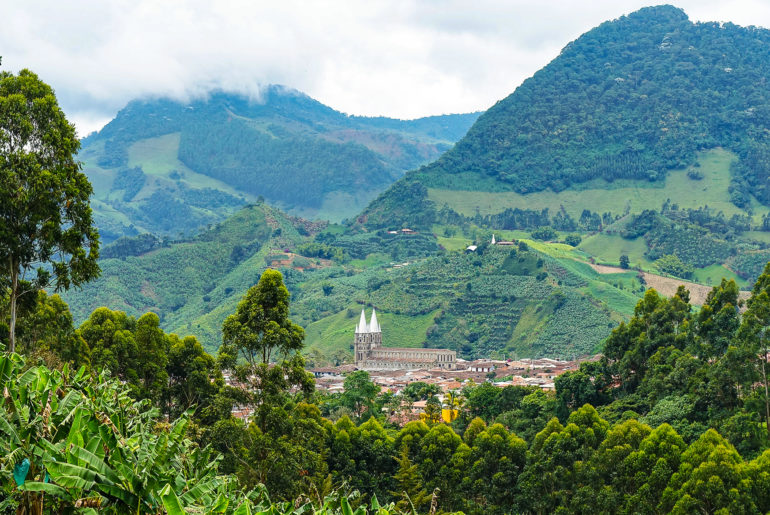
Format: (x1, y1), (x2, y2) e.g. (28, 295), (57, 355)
(427, 149), (769, 221)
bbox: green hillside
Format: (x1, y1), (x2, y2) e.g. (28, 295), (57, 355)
(359, 5), (770, 230)
(63, 5), (770, 363)
(427, 148), (768, 220)
(81, 88), (480, 242)
(420, 6), (770, 198)
(63, 199), (650, 359)
(350, 5), (770, 301)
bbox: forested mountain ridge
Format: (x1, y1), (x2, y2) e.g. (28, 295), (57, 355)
(79, 86), (480, 242)
(359, 5), (770, 228)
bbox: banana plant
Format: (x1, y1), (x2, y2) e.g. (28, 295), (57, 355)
(0, 353), (227, 513)
(28, 401), (225, 512)
(0, 353), (90, 513)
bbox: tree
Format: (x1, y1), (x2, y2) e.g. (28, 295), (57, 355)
(464, 382), (501, 421)
(424, 395), (442, 424)
(402, 381), (441, 401)
(619, 254), (630, 269)
(659, 429), (755, 513)
(328, 416), (396, 497)
(341, 370), (379, 419)
(390, 447), (431, 512)
(0, 69), (100, 353)
(442, 389), (463, 422)
(220, 269), (304, 366)
(735, 262), (770, 436)
(695, 278), (740, 359)
(79, 307), (170, 403)
(564, 234), (582, 247)
(464, 424), (527, 512)
(132, 312), (169, 403)
(417, 424), (465, 508)
(531, 226), (557, 241)
(239, 401), (328, 500)
(165, 334), (222, 419)
(11, 290), (90, 369)
(555, 369), (598, 416)
(604, 287), (693, 393)
(654, 254), (694, 279)
(80, 307), (139, 381)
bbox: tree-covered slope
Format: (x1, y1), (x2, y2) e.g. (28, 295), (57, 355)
(61, 203), (288, 333)
(359, 5), (770, 228)
(79, 87), (479, 242)
(63, 198), (641, 358)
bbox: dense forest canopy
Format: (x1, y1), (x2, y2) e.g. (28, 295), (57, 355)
(372, 5), (770, 211)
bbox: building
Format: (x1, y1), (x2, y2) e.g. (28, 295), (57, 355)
(491, 234), (516, 246)
(468, 362), (496, 373)
(353, 309), (457, 370)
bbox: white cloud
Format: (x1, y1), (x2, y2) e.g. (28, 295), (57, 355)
(2, 0), (768, 136)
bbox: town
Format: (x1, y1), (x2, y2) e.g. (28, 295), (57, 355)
(227, 308), (596, 421)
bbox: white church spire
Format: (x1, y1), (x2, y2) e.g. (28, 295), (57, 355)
(369, 309), (380, 333)
(357, 309), (368, 333)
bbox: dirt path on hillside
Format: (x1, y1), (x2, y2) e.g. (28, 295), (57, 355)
(586, 262), (750, 306)
(590, 264), (628, 274)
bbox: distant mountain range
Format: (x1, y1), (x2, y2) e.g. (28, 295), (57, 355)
(79, 86), (480, 243)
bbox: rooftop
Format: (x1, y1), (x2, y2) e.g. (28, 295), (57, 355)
(369, 347), (456, 355)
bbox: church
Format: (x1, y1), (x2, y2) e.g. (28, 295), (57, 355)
(353, 309), (457, 370)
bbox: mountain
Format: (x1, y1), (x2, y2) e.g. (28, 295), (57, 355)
(79, 86), (480, 243)
(358, 5), (770, 230)
(64, 5), (770, 362)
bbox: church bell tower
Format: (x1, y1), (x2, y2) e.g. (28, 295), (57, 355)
(354, 308), (382, 366)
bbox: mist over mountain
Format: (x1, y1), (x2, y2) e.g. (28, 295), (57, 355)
(79, 86), (479, 242)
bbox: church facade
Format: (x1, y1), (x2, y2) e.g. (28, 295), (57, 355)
(354, 309), (457, 370)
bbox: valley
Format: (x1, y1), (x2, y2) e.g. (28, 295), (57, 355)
(65, 21), (770, 361)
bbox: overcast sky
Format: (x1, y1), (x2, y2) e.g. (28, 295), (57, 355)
(3, 0), (770, 137)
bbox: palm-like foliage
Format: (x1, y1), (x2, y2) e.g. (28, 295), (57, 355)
(0, 354), (458, 514)
(0, 353), (225, 513)
(0, 353), (88, 513)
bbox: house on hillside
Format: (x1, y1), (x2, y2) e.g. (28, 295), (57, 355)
(491, 234), (516, 246)
(468, 362), (496, 373)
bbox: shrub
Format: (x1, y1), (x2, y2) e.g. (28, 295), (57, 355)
(531, 227), (557, 241)
(565, 234), (582, 247)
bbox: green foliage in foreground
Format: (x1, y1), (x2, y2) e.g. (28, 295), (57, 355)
(0, 353), (440, 515)
(0, 353), (226, 513)
(10, 267), (770, 512)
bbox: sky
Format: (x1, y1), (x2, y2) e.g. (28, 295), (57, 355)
(3, 0), (770, 137)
